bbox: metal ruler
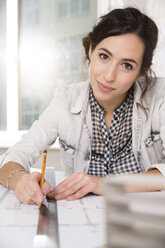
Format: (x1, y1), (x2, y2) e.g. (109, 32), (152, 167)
(33, 167), (59, 248)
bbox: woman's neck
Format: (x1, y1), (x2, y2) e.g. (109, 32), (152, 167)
(97, 92), (128, 114)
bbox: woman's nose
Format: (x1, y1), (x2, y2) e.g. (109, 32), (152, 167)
(104, 64), (116, 82)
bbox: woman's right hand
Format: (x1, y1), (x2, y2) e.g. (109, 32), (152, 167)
(14, 172), (51, 207)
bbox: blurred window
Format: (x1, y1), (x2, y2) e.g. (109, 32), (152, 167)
(58, 0), (90, 18)
(19, 0), (97, 129)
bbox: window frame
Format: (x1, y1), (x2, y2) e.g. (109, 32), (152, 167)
(0, 0), (22, 149)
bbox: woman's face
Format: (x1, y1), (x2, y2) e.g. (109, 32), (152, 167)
(89, 33), (145, 110)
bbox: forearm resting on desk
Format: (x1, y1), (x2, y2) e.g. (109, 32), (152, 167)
(46, 169), (165, 201)
(125, 168), (165, 192)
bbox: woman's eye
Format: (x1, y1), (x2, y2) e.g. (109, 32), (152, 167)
(99, 53), (109, 60)
(122, 63), (133, 70)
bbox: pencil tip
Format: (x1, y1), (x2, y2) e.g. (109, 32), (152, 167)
(38, 203), (42, 208)
(44, 150), (47, 153)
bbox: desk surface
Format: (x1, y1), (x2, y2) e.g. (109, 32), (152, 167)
(0, 170), (106, 248)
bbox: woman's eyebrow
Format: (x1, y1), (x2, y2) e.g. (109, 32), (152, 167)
(98, 48), (138, 65)
(122, 58), (137, 65)
(98, 48), (112, 56)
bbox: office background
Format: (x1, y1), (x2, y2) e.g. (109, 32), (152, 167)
(0, 0), (165, 170)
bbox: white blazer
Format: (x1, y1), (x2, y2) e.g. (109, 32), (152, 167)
(1, 78), (165, 176)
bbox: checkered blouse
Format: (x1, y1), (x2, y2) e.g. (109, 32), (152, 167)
(87, 87), (143, 177)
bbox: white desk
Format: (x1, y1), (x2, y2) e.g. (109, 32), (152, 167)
(0, 171), (106, 248)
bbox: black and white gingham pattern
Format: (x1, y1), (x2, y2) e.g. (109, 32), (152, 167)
(88, 88), (105, 176)
(87, 87), (143, 177)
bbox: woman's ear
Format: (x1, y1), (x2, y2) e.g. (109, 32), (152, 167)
(136, 73), (143, 81)
(136, 67), (149, 81)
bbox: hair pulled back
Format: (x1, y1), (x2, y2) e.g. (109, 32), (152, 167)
(82, 7), (158, 77)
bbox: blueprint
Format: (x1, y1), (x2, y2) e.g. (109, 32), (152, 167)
(0, 171), (106, 248)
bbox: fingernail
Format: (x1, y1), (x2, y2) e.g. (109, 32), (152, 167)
(43, 188), (48, 195)
(55, 195), (61, 200)
(37, 194), (43, 202)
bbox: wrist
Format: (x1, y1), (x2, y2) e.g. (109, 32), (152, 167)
(93, 176), (105, 195)
(7, 170), (28, 190)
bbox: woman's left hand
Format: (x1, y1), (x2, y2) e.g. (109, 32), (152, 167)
(47, 173), (104, 201)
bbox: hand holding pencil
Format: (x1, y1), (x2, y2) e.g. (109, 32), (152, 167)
(12, 150), (51, 207)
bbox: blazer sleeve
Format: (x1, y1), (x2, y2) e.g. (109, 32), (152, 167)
(147, 96), (165, 176)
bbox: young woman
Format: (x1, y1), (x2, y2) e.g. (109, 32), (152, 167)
(0, 7), (165, 206)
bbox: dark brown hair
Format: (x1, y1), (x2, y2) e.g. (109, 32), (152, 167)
(82, 7), (158, 93)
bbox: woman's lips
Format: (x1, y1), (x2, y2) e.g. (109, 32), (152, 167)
(97, 81), (115, 92)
